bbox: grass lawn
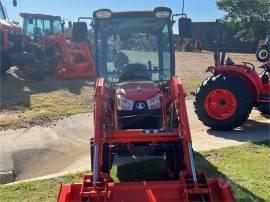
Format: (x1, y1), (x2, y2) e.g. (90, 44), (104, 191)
(0, 141), (269, 202)
(181, 78), (203, 99)
(0, 90), (93, 130)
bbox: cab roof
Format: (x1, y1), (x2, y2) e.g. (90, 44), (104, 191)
(20, 13), (61, 20)
(93, 7), (172, 20)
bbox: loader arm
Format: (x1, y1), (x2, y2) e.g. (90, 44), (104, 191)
(170, 77), (196, 180)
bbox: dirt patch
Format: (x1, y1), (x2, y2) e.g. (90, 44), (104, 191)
(0, 74), (95, 130)
(175, 51), (261, 80)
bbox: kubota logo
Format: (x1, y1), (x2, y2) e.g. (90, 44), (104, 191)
(136, 102), (145, 110)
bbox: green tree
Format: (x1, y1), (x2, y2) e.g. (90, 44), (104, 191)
(217, 0), (270, 42)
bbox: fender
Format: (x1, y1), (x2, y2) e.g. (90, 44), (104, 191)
(209, 65), (263, 101)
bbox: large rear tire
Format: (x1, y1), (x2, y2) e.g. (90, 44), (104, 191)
(0, 65), (10, 74)
(0, 52), (10, 73)
(194, 75), (254, 130)
(23, 65), (45, 80)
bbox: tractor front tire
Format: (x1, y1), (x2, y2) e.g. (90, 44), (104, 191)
(101, 144), (114, 173)
(194, 75), (254, 130)
(165, 141), (185, 179)
(256, 46), (269, 62)
(90, 140), (113, 174)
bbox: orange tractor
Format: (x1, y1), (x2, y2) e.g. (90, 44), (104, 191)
(58, 8), (235, 202)
(194, 21), (270, 130)
(0, 0), (28, 74)
(19, 13), (95, 80)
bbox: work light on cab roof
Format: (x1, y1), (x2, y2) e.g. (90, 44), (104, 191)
(154, 7), (172, 18)
(94, 9), (112, 19)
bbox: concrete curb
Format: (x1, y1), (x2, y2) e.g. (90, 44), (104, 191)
(0, 151), (15, 184)
(0, 170), (16, 184)
(5, 167), (89, 185)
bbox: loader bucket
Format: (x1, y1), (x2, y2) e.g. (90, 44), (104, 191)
(58, 174), (235, 202)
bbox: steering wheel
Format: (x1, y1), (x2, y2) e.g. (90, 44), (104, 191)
(113, 52), (129, 71)
(119, 63), (151, 82)
(242, 62), (255, 71)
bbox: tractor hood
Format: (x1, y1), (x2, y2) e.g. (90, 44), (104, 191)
(116, 81), (160, 101)
(0, 19), (22, 32)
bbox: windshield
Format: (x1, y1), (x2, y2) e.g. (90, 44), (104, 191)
(53, 20), (63, 33)
(23, 17), (63, 38)
(96, 16), (173, 83)
(0, 3), (6, 20)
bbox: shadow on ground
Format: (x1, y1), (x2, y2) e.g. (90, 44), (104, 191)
(0, 73), (93, 108)
(115, 154), (264, 202)
(207, 119), (270, 143)
(12, 147), (85, 180)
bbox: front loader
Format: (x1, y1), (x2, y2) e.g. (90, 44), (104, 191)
(58, 8), (235, 201)
(19, 13), (95, 80)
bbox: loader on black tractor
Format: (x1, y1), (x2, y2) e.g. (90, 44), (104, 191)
(58, 8), (235, 201)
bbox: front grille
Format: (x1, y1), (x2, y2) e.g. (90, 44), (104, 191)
(117, 104), (162, 130)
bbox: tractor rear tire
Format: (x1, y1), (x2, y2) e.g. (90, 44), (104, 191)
(256, 46), (269, 62)
(0, 65), (10, 74)
(194, 75), (254, 130)
(0, 52), (10, 73)
(24, 68), (45, 80)
(257, 104), (270, 115)
(165, 141), (185, 179)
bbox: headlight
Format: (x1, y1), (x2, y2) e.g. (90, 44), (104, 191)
(147, 94), (161, 110)
(94, 9), (112, 19)
(154, 7), (172, 19)
(117, 95), (134, 111)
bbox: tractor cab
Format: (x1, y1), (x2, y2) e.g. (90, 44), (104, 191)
(93, 8), (174, 129)
(20, 13), (64, 41)
(94, 8), (174, 82)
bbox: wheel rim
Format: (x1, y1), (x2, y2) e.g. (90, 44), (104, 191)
(205, 89), (237, 120)
(259, 50), (269, 59)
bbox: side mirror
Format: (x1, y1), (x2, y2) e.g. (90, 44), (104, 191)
(72, 22), (88, 42)
(29, 18), (34, 25)
(13, 0), (17, 7)
(61, 21), (65, 28)
(178, 17), (192, 38)
(68, 21), (72, 28)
